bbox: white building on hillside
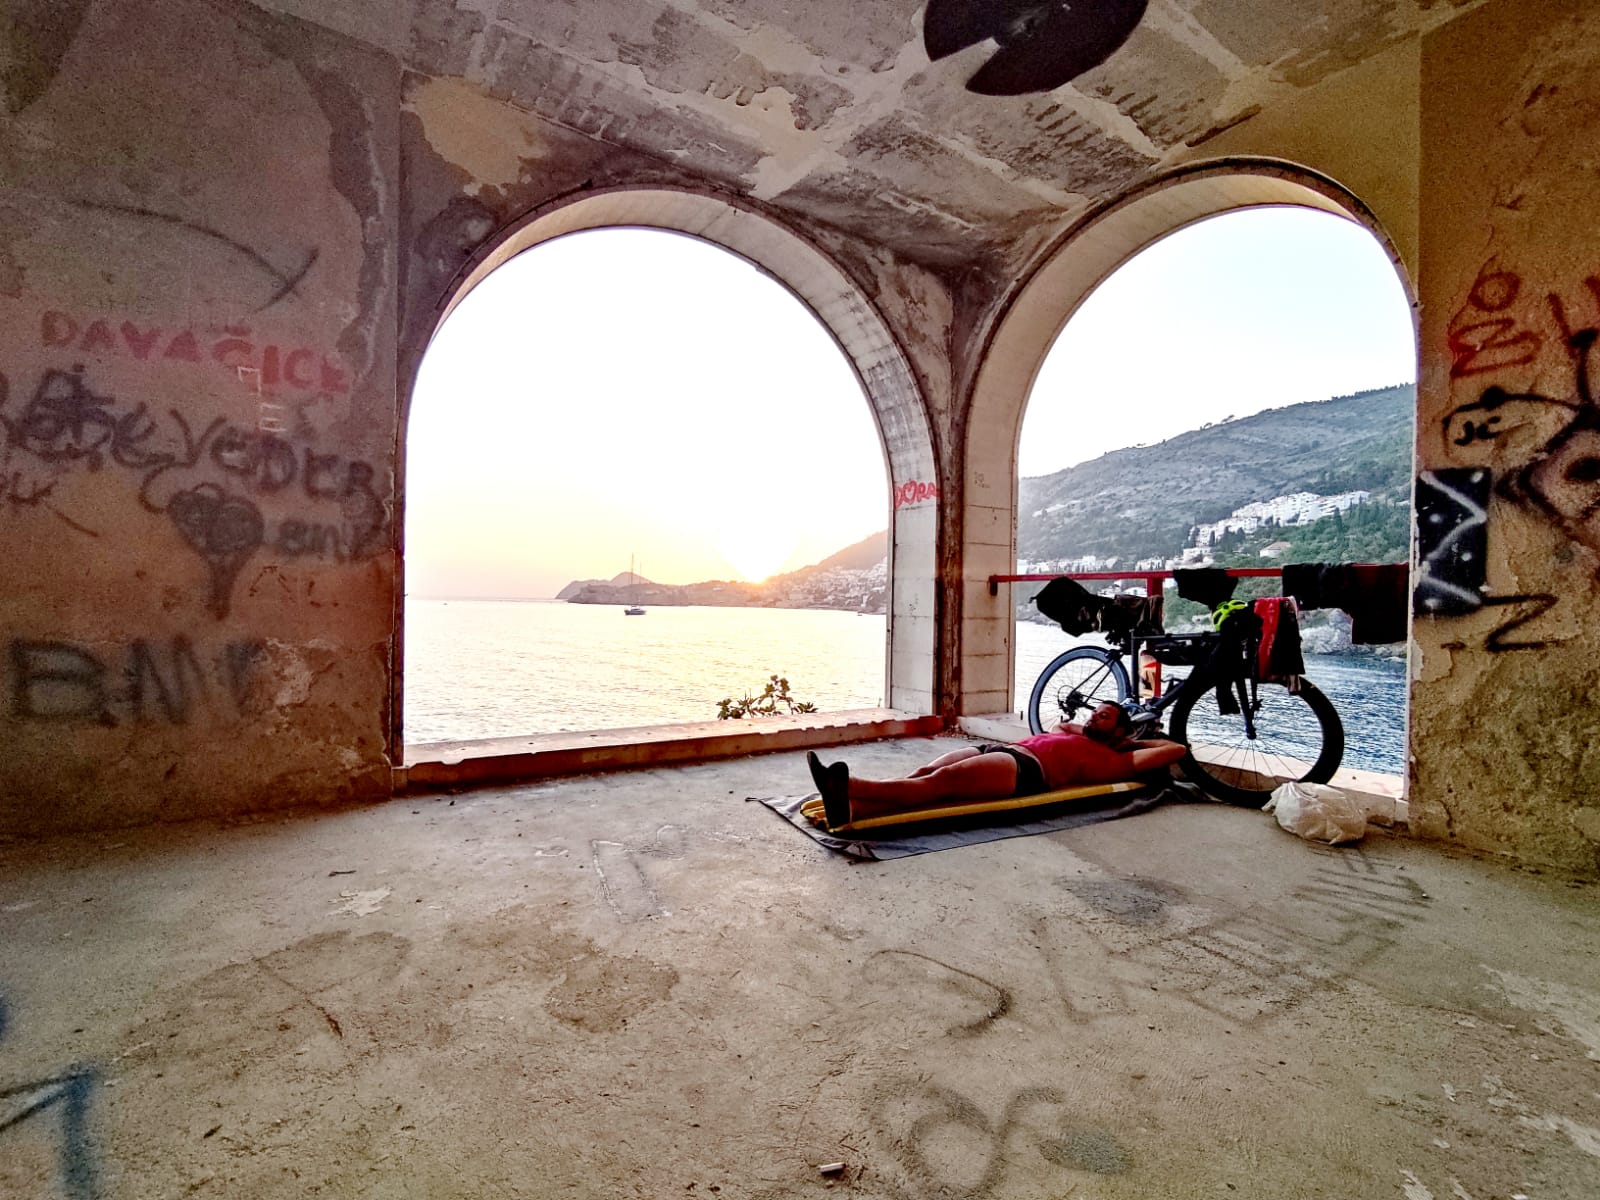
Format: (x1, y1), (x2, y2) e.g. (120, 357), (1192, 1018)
(1195, 490), (1371, 546)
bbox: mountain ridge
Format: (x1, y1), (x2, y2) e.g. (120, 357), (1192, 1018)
(1018, 384), (1414, 565)
(558, 385), (1415, 609)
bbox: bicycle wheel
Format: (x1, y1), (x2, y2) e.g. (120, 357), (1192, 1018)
(1027, 647), (1129, 734)
(1168, 677), (1344, 808)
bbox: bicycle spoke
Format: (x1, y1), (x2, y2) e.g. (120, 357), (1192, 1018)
(1170, 678), (1344, 806)
(1027, 647), (1128, 734)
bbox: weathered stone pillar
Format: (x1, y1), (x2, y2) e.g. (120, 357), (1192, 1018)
(1410, 0), (1600, 871)
(0, 0), (401, 832)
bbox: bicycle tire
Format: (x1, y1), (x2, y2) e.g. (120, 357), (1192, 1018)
(1168, 677), (1344, 808)
(1027, 647), (1130, 735)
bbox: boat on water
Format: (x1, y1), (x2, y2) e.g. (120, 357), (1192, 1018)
(623, 555), (646, 616)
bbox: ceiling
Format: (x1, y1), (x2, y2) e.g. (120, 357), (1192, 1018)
(278, 0), (1487, 266)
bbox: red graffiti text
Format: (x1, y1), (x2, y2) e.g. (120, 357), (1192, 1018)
(40, 311), (348, 394)
(894, 480), (939, 510)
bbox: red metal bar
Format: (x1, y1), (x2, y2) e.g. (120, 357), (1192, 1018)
(986, 565), (1402, 596)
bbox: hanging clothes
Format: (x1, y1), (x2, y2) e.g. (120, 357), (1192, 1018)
(1253, 596), (1306, 679)
(1171, 567), (1238, 609)
(1281, 562), (1410, 645)
(1033, 577), (1164, 637)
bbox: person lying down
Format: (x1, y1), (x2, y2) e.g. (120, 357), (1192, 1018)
(801, 702), (1186, 831)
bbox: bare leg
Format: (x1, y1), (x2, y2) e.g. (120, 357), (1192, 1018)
(803, 747), (980, 819)
(844, 752), (1020, 822)
(906, 746), (983, 778)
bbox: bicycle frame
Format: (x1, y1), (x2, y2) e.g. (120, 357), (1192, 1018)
(1026, 581), (1347, 806)
(1099, 624), (1262, 741)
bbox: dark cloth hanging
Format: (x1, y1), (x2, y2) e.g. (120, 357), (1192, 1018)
(1033, 576), (1164, 638)
(1253, 597), (1306, 678)
(1110, 594), (1164, 637)
(1281, 562), (1410, 645)
(1171, 567), (1238, 608)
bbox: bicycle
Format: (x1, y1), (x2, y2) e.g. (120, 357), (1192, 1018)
(1025, 589), (1344, 807)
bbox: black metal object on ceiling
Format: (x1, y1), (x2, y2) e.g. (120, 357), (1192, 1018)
(923, 0), (1148, 95)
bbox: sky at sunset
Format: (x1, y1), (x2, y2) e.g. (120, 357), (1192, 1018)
(1021, 206), (1416, 474)
(405, 229), (888, 599)
(406, 210), (1416, 600)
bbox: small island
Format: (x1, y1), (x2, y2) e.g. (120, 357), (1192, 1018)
(559, 532), (889, 613)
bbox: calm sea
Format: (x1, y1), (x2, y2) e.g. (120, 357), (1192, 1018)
(405, 600), (1409, 774)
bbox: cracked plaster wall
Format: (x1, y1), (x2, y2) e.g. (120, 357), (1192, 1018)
(1411, 0), (1600, 873)
(0, 0), (401, 832)
(396, 70), (957, 491)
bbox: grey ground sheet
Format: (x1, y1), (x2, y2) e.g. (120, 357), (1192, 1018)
(753, 789), (1173, 860)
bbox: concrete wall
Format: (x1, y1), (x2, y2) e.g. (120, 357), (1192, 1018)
(0, 0), (956, 833)
(1410, 0), (1600, 873)
(0, 0), (400, 831)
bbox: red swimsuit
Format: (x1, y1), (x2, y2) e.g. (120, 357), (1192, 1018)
(1015, 732), (1134, 790)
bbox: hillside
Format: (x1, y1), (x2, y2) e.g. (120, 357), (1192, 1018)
(1018, 384), (1414, 566)
(781, 530), (886, 576)
(561, 386), (1415, 615)
(561, 538), (887, 612)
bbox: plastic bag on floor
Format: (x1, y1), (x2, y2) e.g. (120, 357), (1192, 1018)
(1264, 781), (1366, 845)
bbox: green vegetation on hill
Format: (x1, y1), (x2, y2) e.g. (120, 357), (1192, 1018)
(1019, 384), (1414, 566)
(1018, 384), (1415, 626)
(1163, 498), (1412, 625)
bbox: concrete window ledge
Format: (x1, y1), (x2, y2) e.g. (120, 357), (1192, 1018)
(400, 708), (944, 792)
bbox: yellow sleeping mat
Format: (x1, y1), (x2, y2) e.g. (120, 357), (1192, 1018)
(801, 781), (1145, 836)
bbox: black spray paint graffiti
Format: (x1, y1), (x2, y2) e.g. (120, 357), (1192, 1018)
(74, 200), (318, 313)
(1415, 468), (1491, 614)
(1428, 265), (1600, 651)
(0, 994), (101, 1200)
(1414, 468), (1557, 653)
(9, 637), (267, 727)
(869, 1079), (1129, 1198)
(0, 366), (387, 618)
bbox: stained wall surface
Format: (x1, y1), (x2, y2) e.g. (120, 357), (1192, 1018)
(1411, 0), (1600, 872)
(0, 0), (401, 830)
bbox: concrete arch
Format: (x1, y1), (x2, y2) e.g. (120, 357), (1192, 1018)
(403, 187), (940, 733)
(958, 160), (1417, 716)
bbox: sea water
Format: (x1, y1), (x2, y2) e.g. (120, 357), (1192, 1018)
(404, 599), (1409, 774)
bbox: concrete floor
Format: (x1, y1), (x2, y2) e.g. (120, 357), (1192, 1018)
(2, 736), (1598, 1200)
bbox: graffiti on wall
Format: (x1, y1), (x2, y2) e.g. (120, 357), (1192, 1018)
(0, 364), (387, 618)
(41, 312), (348, 393)
(1419, 264), (1600, 651)
(8, 636), (267, 727)
(1414, 467), (1557, 653)
(0, 994), (101, 1199)
(893, 480), (939, 510)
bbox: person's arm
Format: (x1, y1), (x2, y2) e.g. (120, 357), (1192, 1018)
(1049, 722), (1085, 735)
(1125, 735), (1182, 750)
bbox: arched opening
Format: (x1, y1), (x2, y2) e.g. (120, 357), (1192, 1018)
(399, 190), (939, 754)
(963, 163), (1419, 793)
(1015, 207), (1416, 778)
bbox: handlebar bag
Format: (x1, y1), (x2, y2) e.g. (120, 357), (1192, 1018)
(1034, 577), (1164, 638)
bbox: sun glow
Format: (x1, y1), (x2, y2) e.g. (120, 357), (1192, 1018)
(716, 524), (797, 583)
